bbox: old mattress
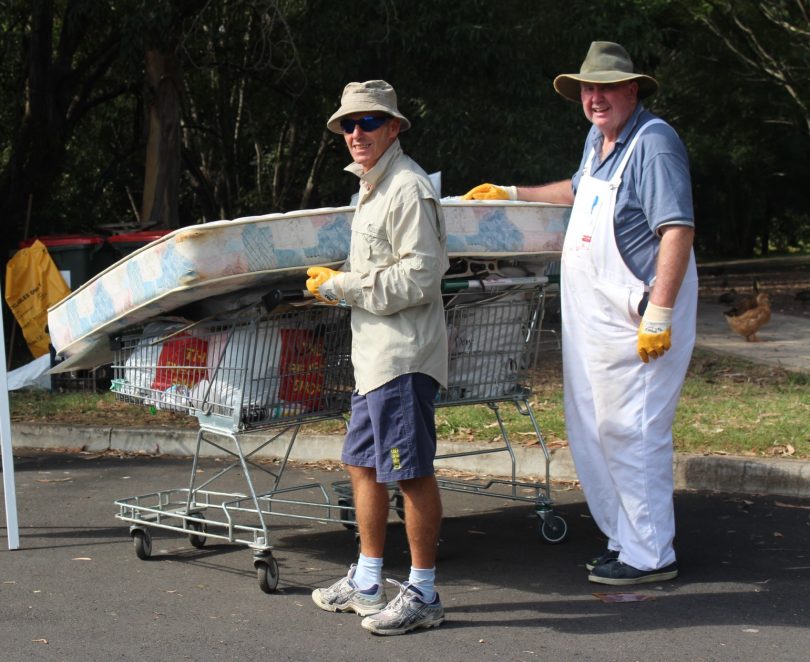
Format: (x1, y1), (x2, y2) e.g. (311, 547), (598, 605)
(47, 200), (570, 370)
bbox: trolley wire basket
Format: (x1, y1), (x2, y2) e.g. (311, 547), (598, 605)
(109, 302), (353, 432)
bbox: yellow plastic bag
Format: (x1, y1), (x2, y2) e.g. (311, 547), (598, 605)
(5, 239), (71, 358)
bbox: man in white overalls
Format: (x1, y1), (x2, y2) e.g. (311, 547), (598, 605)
(462, 42), (698, 585)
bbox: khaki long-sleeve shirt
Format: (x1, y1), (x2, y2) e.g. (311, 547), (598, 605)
(320, 140), (449, 394)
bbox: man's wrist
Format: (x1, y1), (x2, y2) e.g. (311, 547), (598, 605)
(643, 302), (672, 323)
(502, 185), (518, 201)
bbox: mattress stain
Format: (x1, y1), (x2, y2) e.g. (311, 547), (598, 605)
(174, 229), (208, 243)
(179, 271), (200, 285)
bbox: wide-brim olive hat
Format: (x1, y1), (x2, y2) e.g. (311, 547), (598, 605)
(326, 80), (411, 134)
(553, 41), (659, 102)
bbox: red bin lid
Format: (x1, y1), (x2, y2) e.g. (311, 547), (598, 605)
(19, 234), (105, 248)
(107, 230), (171, 244)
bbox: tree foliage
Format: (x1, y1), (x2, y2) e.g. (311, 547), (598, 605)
(0, 0), (808, 273)
(667, 0), (810, 256)
(686, 0), (810, 136)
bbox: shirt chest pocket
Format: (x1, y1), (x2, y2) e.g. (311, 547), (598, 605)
(352, 222), (392, 266)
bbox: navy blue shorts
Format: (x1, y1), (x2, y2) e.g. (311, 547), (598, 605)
(342, 373), (440, 483)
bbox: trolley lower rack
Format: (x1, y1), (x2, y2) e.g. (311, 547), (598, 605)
(116, 482), (354, 593)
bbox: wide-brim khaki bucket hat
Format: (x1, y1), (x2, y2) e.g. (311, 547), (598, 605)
(326, 80), (411, 134)
(553, 41), (659, 102)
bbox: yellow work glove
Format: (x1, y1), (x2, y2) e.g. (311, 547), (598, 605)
(306, 266), (341, 304)
(460, 183), (517, 201)
(637, 302), (673, 363)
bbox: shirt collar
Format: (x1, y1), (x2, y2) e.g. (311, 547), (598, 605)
(619, 103), (647, 143)
(345, 139), (402, 190)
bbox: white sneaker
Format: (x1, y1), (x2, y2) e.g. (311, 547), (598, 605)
(360, 580), (444, 635)
(311, 565), (387, 616)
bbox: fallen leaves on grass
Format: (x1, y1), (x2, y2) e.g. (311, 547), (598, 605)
(767, 443), (796, 457)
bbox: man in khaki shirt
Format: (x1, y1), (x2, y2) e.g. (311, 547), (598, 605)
(307, 80), (448, 636)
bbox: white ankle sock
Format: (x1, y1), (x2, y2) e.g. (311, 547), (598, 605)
(408, 566), (436, 602)
(353, 553), (383, 590)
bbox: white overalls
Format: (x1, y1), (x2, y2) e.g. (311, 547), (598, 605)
(560, 120), (698, 571)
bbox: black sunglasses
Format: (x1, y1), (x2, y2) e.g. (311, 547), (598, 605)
(340, 115), (389, 134)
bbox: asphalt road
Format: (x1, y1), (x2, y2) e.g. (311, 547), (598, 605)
(2, 449), (810, 661)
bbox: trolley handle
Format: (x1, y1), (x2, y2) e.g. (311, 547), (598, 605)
(261, 288), (316, 312)
(258, 275), (549, 314)
(441, 275), (548, 293)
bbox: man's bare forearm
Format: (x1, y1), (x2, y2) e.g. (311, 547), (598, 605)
(650, 225), (694, 308)
(516, 179), (575, 205)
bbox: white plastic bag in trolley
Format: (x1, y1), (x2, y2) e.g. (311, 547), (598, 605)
(446, 291), (530, 400)
(116, 321), (187, 404)
(194, 321), (282, 415)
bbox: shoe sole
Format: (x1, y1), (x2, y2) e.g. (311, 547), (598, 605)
(311, 591), (386, 616)
(361, 615), (445, 636)
(587, 568), (678, 586)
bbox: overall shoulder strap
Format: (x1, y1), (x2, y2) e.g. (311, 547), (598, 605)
(609, 118), (667, 188)
(582, 147), (597, 177)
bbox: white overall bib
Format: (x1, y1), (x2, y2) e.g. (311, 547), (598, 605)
(560, 120), (698, 571)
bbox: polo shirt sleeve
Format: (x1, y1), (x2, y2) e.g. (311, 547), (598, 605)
(638, 128), (695, 235)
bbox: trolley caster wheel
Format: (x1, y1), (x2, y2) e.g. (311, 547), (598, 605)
(338, 497), (356, 531)
(187, 520), (207, 549)
(255, 555), (280, 593)
(538, 514), (568, 544)
(131, 528), (152, 560)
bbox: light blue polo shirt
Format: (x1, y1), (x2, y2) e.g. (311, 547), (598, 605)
(571, 103), (694, 284)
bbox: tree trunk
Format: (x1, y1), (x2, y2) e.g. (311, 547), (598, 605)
(1, 0), (62, 248)
(300, 130), (329, 210)
(141, 49), (182, 229)
(0, 0), (120, 267)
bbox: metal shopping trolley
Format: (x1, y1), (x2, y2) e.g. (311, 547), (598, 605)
(333, 274), (569, 545)
(113, 273), (566, 593)
(111, 298), (357, 592)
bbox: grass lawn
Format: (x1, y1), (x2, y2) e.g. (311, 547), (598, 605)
(433, 347), (809, 459)
(9, 348), (809, 460)
(674, 350), (809, 458)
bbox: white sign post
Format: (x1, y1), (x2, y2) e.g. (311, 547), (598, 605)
(1, 310), (21, 550)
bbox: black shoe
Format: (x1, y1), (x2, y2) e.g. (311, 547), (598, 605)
(584, 549), (619, 571)
(588, 560), (678, 585)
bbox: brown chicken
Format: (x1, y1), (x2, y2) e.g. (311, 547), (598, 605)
(722, 278), (761, 316)
(724, 292), (771, 342)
